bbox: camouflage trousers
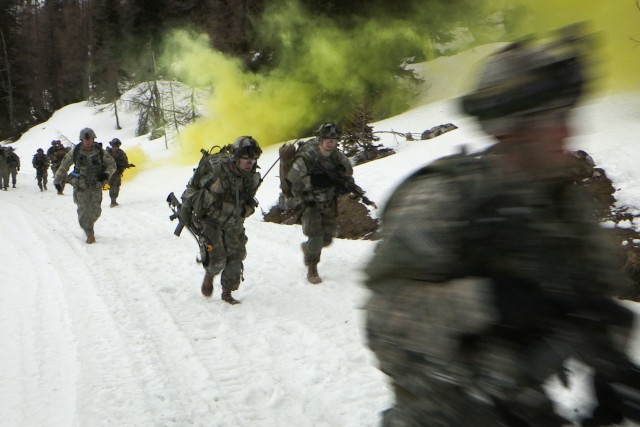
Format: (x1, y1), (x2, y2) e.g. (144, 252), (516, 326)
(73, 187), (103, 234)
(9, 167), (18, 186)
(109, 172), (122, 200)
(201, 220), (247, 291)
(365, 279), (569, 427)
(301, 198), (337, 264)
(0, 167), (8, 189)
(36, 168), (48, 188)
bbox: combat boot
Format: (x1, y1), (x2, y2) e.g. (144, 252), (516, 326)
(221, 290), (240, 305)
(307, 263), (322, 284)
(12, 184), (15, 188)
(86, 231), (96, 244)
(38, 183), (43, 191)
(110, 198), (119, 208)
(44, 184), (47, 191)
(201, 273), (214, 297)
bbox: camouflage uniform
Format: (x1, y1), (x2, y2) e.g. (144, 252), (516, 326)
(365, 151), (633, 426)
(287, 137), (353, 280)
(106, 144), (130, 206)
(180, 136), (262, 303)
(32, 150), (50, 191)
(0, 148), (9, 190)
(365, 33), (640, 427)
(48, 141), (69, 194)
(6, 148), (20, 188)
(54, 132), (116, 242)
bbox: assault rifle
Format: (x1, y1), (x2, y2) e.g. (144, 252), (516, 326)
(325, 169), (377, 208)
(166, 192), (213, 266)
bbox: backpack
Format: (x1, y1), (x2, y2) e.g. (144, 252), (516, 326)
(181, 146), (233, 219)
(279, 139), (312, 198)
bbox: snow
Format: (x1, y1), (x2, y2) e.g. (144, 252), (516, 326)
(2, 46), (640, 427)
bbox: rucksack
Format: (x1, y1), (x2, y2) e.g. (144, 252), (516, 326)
(279, 139), (312, 198)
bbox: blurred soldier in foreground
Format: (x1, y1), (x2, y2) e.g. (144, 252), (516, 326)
(178, 136), (262, 304)
(32, 148), (50, 191)
(288, 122), (364, 284)
(105, 138), (134, 207)
(365, 29), (640, 427)
(54, 128), (116, 244)
(6, 147), (20, 188)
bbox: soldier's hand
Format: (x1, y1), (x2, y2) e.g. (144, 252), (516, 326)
(129, 163), (136, 168)
(97, 172), (109, 182)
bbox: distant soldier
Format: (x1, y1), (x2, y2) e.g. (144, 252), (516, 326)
(287, 122), (369, 284)
(48, 140), (69, 194)
(0, 147), (9, 190)
(54, 128), (116, 244)
(105, 138), (134, 207)
(6, 147), (20, 188)
(32, 148), (50, 191)
(178, 136), (262, 304)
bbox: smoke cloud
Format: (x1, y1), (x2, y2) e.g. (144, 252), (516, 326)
(160, 0), (640, 163)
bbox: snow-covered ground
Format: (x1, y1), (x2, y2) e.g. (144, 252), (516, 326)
(2, 46), (640, 426)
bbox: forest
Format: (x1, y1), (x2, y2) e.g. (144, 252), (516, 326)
(0, 0), (517, 142)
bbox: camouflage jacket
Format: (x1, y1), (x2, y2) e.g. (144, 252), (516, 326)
(287, 139), (353, 204)
(54, 143), (116, 190)
(6, 152), (19, 169)
(181, 153), (261, 225)
(32, 153), (50, 170)
(48, 146), (69, 166)
(106, 147), (130, 173)
(366, 148), (623, 303)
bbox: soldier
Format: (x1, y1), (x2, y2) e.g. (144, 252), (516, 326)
(48, 140), (69, 195)
(6, 146), (20, 188)
(287, 122), (366, 284)
(32, 148), (50, 191)
(178, 136), (262, 304)
(105, 138), (134, 207)
(54, 128), (116, 244)
(0, 147), (9, 190)
(364, 33), (640, 426)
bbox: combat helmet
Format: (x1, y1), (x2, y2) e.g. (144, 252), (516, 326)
(230, 136), (262, 162)
(316, 122), (341, 139)
(461, 24), (589, 135)
(79, 128), (97, 141)
(109, 138), (122, 147)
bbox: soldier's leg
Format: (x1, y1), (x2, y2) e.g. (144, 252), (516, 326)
(219, 223), (247, 304)
(10, 168), (17, 187)
(109, 184), (120, 206)
(321, 199), (338, 247)
(200, 221), (226, 297)
(301, 205), (324, 264)
(74, 188), (103, 242)
(42, 172), (48, 190)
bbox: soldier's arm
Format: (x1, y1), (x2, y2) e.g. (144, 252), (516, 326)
(103, 149), (117, 178)
(287, 155), (312, 200)
(366, 172), (466, 285)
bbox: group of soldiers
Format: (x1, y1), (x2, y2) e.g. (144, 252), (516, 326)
(28, 128), (132, 244)
(176, 28), (640, 427)
(3, 25), (639, 426)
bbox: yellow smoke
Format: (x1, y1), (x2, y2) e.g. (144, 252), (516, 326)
(160, 0), (640, 165)
(498, 0), (640, 92)
(120, 145), (146, 182)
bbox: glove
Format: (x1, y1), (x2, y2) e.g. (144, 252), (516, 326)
(129, 163), (136, 168)
(97, 172), (109, 182)
(179, 205), (193, 227)
(54, 184), (62, 192)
